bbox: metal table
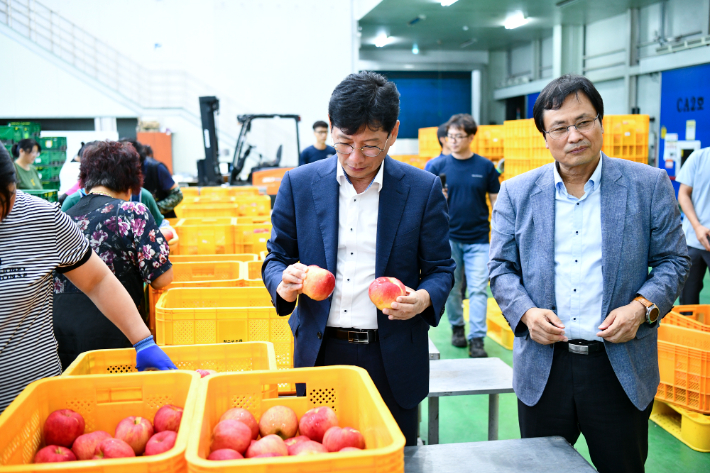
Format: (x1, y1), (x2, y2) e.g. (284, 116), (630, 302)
(428, 336), (440, 360)
(428, 357), (514, 444)
(405, 437), (596, 473)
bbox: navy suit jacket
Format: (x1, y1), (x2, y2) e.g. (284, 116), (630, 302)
(262, 156), (455, 409)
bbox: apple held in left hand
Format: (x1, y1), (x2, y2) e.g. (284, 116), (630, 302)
(369, 277), (431, 321)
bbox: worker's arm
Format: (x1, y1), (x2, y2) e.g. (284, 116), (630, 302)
(678, 184), (710, 251)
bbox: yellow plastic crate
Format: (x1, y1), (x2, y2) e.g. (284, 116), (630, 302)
(666, 305), (710, 333)
(259, 250), (268, 261)
(185, 366), (405, 473)
(168, 235), (179, 255)
(0, 371), (199, 472)
(486, 298), (514, 350)
(182, 187), (201, 197)
(170, 254), (258, 263)
(651, 400), (710, 452)
(234, 223), (272, 254)
(154, 288), (292, 377)
(63, 342), (277, 379)
(199, 186), (260, 197)
(245, 260), (263, 281)
(174, 218), (237, 255)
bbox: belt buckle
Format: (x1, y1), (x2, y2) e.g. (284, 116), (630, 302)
(348, 331), (369, 344)
(568, 343), (589, 355)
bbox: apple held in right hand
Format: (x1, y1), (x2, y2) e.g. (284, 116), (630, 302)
(368, 277), (407, 311)
(302, 265), (335, 301)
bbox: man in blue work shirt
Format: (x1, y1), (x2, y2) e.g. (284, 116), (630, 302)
(424, 123), (451, 172)
(428, 114), (500, 356)
(299, 121), (335, 166)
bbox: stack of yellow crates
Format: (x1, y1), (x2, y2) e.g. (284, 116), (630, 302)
(471, 124), (505, 162)
(418, 126), (441, 159)
(601, 115), (650, 164)
(390, 155), (428, 169)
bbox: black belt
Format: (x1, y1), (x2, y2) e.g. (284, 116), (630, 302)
(557, 339), (605, 355)
(325, 327), (379, 344)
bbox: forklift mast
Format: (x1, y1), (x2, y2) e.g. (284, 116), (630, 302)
(198, 96), (223, 186)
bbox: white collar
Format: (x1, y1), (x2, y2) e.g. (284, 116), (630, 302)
(553, 152), (603, 193)
(336, 158), (385, 193)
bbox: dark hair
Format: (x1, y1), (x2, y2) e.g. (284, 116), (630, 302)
(144, 145), (154, 157)
(80, 141), (143, 194)
(437, 123), (448, 147)
(533, 74), (604, 135)
(312, 120), (329, 131)
(328, 71), (400, 135)
(11, 139), (41, 158)
(446, 114), (478, 137)
(120, 139), (147, 164)
(0, 147), (16, 219)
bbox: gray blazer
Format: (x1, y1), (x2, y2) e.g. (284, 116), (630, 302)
(488, 153), (690, 410)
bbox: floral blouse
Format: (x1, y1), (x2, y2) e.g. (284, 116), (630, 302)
(54, 196), (171, 300)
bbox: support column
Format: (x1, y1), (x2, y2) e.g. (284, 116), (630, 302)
(553, 24), (584, 77)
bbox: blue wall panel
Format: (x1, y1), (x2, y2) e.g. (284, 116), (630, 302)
(527, 92), (540, 119)
(379, 71), (471, 139)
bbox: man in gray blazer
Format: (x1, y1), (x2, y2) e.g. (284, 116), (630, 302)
(489, 75), (690, 473)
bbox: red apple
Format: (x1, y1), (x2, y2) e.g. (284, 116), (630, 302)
(219, 408), (259, 440)
(160, 227), (175, 242)
(245, 434), (288, 458)
(44, 409), (85, 447)
(322, 426), (366, 452)
(154, 404), (184, 432)
(340, 447), (363, 452)
(211, 419), (252, 454)
(252, 452), (282, 458)
(207, 448), (244, 460)
(302, 265), (335, 301)
(298, 406), (338, 443)
(144, 430), (177, 456)
(34, 445), (76, 463)
(258, 405), (298, 440)
(71, 430), (112, 460)
(290, 440), (328, 456)
(284, 435), (310, 455)
(114, 416), (154, 455)
(368, 277), (407, 310)
(196, 369), (218, 378)
(93, 438), (136, 459)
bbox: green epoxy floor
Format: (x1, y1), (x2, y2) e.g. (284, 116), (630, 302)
(420, 276), (710, 471)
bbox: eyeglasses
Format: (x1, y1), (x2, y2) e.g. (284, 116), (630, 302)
(544, 115), (600, 140)
(446, 133), (470, 141)
(334, 135), (390, 158)
(314, 130), (328, 135)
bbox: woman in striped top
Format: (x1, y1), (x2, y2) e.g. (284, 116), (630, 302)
(0, 146), (176, 413)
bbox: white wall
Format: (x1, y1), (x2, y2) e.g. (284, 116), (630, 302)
(541, 36), (553, 79)
(510, 44), (533, 78)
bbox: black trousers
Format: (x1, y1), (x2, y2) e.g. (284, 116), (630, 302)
(680, 246), (710, 304)
(518, 345), (653, 473)
(298, 334), (419, 446)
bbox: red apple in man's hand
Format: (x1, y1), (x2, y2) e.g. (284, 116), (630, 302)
(290, 440), (328, 456)
(211, 419), (252, 454)
(298, 406), (338, 443)
(144, 430), (177, 456)
(284, 435), (310, 455)
(245, 434), (288, 458)
(93, 438), (136, 459)
(44, 409), (85, 447)
(114, 416), (154, 455)
(34, 446), (76, 463)
(302, 265), (335, 301)
(322, 426), (366, 452)
(154, 404), (184, 432)
(368, 277), (407, 310)
(71, 430), (112, 460)
(258, 405), (299, 440)
(207, 448), (244, 460)
(219, 408), (259, 440)
(196, 369), (218, 378)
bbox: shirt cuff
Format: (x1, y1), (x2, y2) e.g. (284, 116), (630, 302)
(56, 246), (92, 274)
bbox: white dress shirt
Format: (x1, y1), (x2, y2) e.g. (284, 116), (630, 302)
(327, 161), (385, 329)
(553, 154), (604, 341)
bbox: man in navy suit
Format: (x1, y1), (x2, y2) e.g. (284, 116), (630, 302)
(489, 75), (690, 472)
(262, 72), (455, 445)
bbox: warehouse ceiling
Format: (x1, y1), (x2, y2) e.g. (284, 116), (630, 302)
(359, 0), (660, 52)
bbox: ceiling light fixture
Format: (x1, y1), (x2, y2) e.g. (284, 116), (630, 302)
(462, 25), (469, 31)
(504, 11), (529, 29)
(374, 34), (395, 48)
(412, 43), (420, 54)
(440, 0), (458, 6)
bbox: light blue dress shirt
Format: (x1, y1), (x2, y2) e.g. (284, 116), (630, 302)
(676, 147), (710, 251)
(553, 155), (604, 342)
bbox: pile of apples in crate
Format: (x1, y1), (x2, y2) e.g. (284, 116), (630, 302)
(209, 405), (364, 460)
(34, 404), (183, 463)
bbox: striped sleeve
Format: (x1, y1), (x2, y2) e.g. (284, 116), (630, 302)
(54, 206), (91, 270)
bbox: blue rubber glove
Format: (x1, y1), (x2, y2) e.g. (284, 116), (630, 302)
(134, 336), (177, 371)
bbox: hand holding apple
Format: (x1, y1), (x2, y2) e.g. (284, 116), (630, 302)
(368, 277), (407, 311)
(301, 265), (335, 301)
(277, 262), (309, 303)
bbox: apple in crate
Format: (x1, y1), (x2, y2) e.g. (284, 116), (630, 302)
(211, 419), (252, 454)
(298, 406), (338, 443)
(290, 440), (328, 456)
(72, 430), (112, 460)
(34, 445), (76, 463)
(44, 409), (85, 447)
(340, 447), (362, 452)
(245, 434), (288, 458)
(284, 435), (310, 455)
(196, 369), (218, 378)
(208, 448), (244, 460)
(253, 452), (282, 458)
(302, 265), (335, 301)
(93, 438), (136, 459)
(322, 426), (366, 452)
(144, 430), (177, 456)
(259, 405), (298, 439)
(219, 407), (259, 440)
(114, 416), (154, 455)
(154, 404), (183, 432)
(368, 277), (407, 310)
